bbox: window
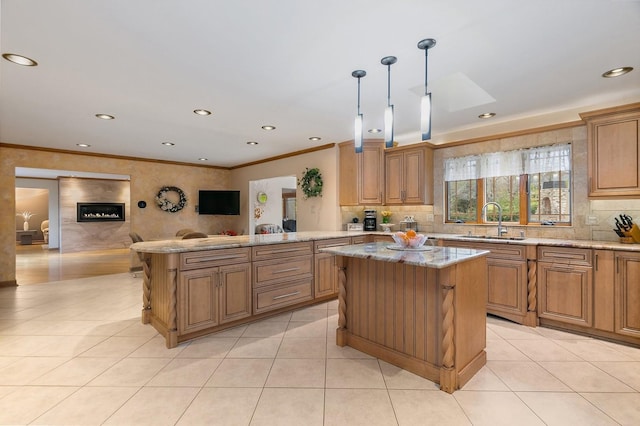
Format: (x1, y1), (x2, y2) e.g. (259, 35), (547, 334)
(444, 144), (571, 226)
(447, 179), (477, 222)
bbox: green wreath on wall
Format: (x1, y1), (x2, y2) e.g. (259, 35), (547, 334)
(155, 186), (187, 212)
(299, 167), (323, 199)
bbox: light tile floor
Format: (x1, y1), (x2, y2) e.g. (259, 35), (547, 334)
(1, 273), (640, 425)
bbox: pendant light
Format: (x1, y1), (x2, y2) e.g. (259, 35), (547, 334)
(352, 70), (366, 153)
(417, 38), (436, 141)
(381, 56), (397, 148)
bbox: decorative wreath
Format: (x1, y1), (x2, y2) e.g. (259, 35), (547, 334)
(299, 167), (323, 199)
(155, 186), (187, 212)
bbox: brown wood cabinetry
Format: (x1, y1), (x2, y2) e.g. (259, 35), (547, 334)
(580, 103), (640, 198)
(537, 246), (593, 327)
(314, 237), (351, 298)
(384, 144), (433, 205)
(593, 249), (615, 332)
(339, 140), (385, 205)
(252, 242), (314, 314)
(178, 249), (251, 335)
(444, 240), (533, 325)
(615, 251), (640, 339)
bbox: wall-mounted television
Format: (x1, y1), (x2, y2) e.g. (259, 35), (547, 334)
(198, 190), (240, 215)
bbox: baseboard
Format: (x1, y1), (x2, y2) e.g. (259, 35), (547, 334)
(0, 280), (18, 287)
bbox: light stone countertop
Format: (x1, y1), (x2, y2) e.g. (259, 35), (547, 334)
(319, 242), (489, 269)
(129, 230), (640, 254)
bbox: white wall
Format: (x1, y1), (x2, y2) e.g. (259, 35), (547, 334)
(249, 176), (296, 234)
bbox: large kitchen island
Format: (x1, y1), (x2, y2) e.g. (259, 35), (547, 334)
(130, 232), (489, 392)
(320, 242), (489, 393)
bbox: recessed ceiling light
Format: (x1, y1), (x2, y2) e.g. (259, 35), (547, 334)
(193, 109), (211, 116)
(602, 67), (633, 78)
(478, 112), (496, 119)
(368, 128), (382, 134)
(198, 158), (208, 161)
(2, 53), (38, 66)
(247, 141), (259, 145)
(162, 142), (175, 146)
(76, 143), (91, 148)
(261, 125), (276, 130)
(309, 136), (321, 141)
(95, 114), (115, 120)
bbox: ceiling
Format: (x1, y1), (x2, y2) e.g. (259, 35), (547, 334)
(1, 0), (639, 169)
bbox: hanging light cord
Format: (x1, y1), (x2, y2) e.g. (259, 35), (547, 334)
(424, 48), (429, 96)
(357, 76), (362, 114)
(386, 63), (392, 107)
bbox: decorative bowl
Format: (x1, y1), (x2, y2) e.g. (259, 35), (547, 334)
(392, 231), (427, 248)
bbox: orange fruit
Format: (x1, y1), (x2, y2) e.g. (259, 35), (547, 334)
(406, 229), (417, 238)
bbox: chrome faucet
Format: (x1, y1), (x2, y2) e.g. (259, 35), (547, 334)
(482, 202), (507, 237)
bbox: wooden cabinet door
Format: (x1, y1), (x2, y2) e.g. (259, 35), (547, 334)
(615, 251), (640, 338)
(593, 250), (615, 332)
(179, 268), (219, 334)
(359, 142), (384, 204)
(538, 263), (593, 327)
(314, 251), (338, 298)
(339, 142), (358, 205)
(384, 152), (403, 204)
(339, 140), (385, 205)
(402, 148), (427, 204)
(582, 105), (640, 197)
(486, 258), (527, 320)
(219, 263), (252, 324)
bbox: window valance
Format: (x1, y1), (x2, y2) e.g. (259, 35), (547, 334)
(444, 143), (571, 182)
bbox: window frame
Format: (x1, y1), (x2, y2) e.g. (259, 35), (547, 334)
(445, 174), (572, 226)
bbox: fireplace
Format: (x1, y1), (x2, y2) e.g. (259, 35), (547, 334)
(77, 203), (125, 222)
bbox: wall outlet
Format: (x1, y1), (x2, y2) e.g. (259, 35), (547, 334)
(586, 215), (598, 225)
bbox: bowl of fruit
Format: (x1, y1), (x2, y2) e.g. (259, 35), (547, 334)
(391, 230), (428, 249)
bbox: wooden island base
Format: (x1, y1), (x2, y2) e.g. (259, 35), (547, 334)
(335, 255), (488, 393)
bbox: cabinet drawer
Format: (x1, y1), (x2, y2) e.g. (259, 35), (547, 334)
(252, 242), (313, 261)
(314, 238), (352, 253)
(444, 240), (526, 261)
(351, 235), (367, 244)
(254, 280), (313, 314)
(180, 248), (251, 270)
(253, 256), (313, 287)
(538, 246), (592, 266)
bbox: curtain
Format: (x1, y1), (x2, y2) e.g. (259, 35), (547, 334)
(524, 143), (571, 174)
(444, 143), (571, 181)
(443, 155), (480, 181)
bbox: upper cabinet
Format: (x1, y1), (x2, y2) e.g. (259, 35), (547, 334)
(339, 140), (385, 205)
(384, 144), (433, 205)
(580, 103), (640, 198)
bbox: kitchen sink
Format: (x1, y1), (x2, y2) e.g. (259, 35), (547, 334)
(459, 235), (526, 241)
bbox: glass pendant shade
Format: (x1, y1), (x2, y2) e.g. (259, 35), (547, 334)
(384, 105), (394, 148)
(352, 69), (366, 153)
(417, 38), (436, 142)
(354, 114), (363, 153)
(421, 93), (432, 141)
(381, 56), (397, 149)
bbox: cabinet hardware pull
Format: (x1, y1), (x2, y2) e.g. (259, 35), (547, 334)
(274, 267), (300, 274)
(594, 254), (598, 271)
(273, 291), (300, 300)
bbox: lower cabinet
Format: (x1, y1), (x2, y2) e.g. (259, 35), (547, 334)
(443, 240), (530, 324)
(178, 263), (251, 334)
(537, 246), (593, 327)
(314, 238), (351, 298)
(615, 251), (640, 339)
(252, 242), (314, 314)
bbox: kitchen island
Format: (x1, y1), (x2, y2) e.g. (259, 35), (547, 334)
(320, 242), (489, 393)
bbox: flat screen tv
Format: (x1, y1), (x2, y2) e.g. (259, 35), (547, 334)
(198, 190), (240, 215)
